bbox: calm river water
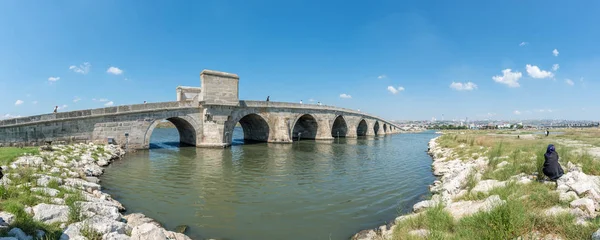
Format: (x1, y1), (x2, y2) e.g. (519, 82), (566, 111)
(101, 128), (438, 240)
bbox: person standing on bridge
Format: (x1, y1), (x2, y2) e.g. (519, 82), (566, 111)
(53, 106), (58, 114)
(266, 96), (270, 102)
(300, 100), (303, 104)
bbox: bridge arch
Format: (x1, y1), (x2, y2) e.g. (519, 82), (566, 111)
(331, 115), (348, 138)
(232, 113), (270, 143)
(383, 123), (388, 133)
(357, 119), (368, 136)
(143, 116), (199, 148)
(292, 114), (318, 141)
(373, 121), (380, 136)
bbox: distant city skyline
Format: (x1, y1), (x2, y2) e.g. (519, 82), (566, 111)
(1, 1), (598, 121)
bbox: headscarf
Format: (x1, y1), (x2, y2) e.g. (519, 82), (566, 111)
(545, 144), (556, 158)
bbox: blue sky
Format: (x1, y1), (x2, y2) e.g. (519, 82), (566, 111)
(1, 0), (599, 121)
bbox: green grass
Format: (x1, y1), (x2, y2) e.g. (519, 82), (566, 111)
(0, 147), (39, 165)
(80, 224), (102, 240)
(65, 191), (85, 223)
(0, 200), (62, 238)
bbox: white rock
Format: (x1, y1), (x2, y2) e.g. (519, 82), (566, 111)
(559, 191), (579, 202)
(413, 199), (438, 213)
(36, 175), (63, 187)
(592, 228), (600, 240)
(60, 222), (85, 240)
(471, 180), (506, 194)
(570, 198), (596, 217)
(32, 203), (70, 224)
(496, 161), (509, 168)
(163, 231), (192, 240)
(83, 164), (103, 176)
(30, 187), (60, 197)
(77, 201), (121, 221)
(0, 212), (16, 225)
(124, 213), (162, 228)
(12, 156), (44, 167)
(82, 215), (130, 235)
(103, 232), (131, 240)
(8, 227), (33, 240)
(131, 223), (167, 240)
(445, 195), (505, 220)
(51, 198), (66, 205)
(50, 167), (61, 173)
(65, 178), (101, 191)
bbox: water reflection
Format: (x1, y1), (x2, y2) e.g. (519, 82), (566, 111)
(101, 128), (438, 240)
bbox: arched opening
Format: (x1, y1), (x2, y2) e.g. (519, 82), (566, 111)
(292, 114), (318, 141)
(331, 115), (348, 138)
(357, 119), (368, 136)
(383, 124), (388, 133)
(373, 121), (380, 136)
(232, 114), (270, 144)
(147, 117), (197, 149)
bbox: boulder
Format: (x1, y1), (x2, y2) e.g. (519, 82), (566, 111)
(82, 215), (130, 235)
(0, 212), (16, 225)
(557, 171), (600, 196)
(124, 213), (162, 228)
(570, 198), (596, 217)
(30, 187), (59, 197)
(60, 222), (86, 240)
(83, 164), (103, 176)
(559, 191), (579, 202)
(471, 180), (506, 194)
(77, 201), (121, 221)
(103, 232), (131, 240)
(163, 231), (193, 240)
(131, 223), (167, 240)
(36, 175), (63, 187)
(32, 203), (69, 224)
(445, 195), (505, 220)
(51, 198), (66, 205)
(65, 178), (101, 191)
(12, 156), (44, 167)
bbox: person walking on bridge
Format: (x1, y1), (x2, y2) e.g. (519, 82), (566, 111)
(53, 106), (58, 114)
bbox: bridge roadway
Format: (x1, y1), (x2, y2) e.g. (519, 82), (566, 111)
(0, 70), (402, 149)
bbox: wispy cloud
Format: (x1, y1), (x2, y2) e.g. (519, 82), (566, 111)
(339, 94), (352, 99)
(526, 64), (554, 79)
(93, 98), (109, 102)
(449, 82), (477, 91)
(73, 96), (82, 103)
(48, 76), (60, 83)
(58, 105), (68, 110)
(14, 100), (24, 106)
(565, 79), (574, 86)
(552, 49), (559, 57)
(387, 86), (405, 94)
(107, 66), (123, 75)
(69, 62), (91, 74)
(104, 101), (114, 107)
(552, 64), (559, 71)
(514, 110), (521, 115)
(377, 75), (387, 79)
(492, 69), (522, 88)
(519, 42), (528, 47)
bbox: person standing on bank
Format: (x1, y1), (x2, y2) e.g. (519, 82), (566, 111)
(542, 144), (564, 181)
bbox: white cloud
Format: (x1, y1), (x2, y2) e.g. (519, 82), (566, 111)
(492, 69), (522, 88)
(73, 96), (81, 103)
(514, 110), (521, 115)
(552, 64), (559, 71)
(339, 94), (352, 99)
(93, 98), (109, 102)
(104, 101), (114, 106)
(387, 86), (405, 94)
(535, 109), (554, 113)
(308, 99), (315, 102)
(526, 64), (554, 79)
(519, 42), (528, 47)
(15, 100), (24, 106)
(32, 101), (38, 105)
(69, 62), (91, 74)
(565, 79), (574, 86)
(1, 114), (21, 119)
(377, 75), (387, 79)
(58, 105), (68, 110)
(106, 66), (123, 75)
(450, 82), (477, 91)
(552, 49), (559, 57)
(48, 76), (60, 82)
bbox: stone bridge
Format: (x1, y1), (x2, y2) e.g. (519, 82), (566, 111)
(0, 70), (401, 149)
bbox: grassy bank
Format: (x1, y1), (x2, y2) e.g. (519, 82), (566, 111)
(0, 147), (39, 165)
(392, 129), (600, 240)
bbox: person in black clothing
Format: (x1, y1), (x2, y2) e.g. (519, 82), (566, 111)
(266, 96), (270, 102)
(542, 144), (564, 181)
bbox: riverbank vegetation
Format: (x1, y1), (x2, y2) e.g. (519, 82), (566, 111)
(391, 128), (600, 240)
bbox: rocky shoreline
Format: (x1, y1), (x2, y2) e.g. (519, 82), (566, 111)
(352, 136), (600, 239)
(0, 143), (192, 240)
